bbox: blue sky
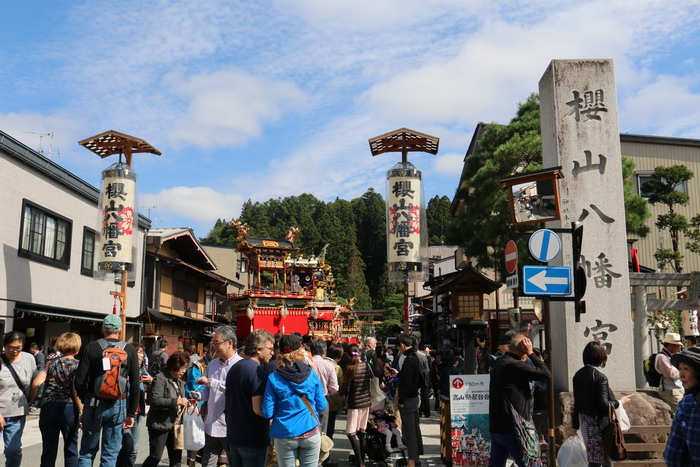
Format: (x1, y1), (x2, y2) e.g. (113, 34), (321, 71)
(2, 1), (700, 237)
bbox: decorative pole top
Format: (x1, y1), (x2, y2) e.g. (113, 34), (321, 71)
(369, 128), (439, 163)
(79, 130), (161, 167)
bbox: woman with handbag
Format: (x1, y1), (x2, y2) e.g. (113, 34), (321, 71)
(572, 341), (632, 467)
(340, 343), (372, 467)
(28, 332), (82, 467)
(142, 351), (190, 467)
(262, 334), (327, 467)
(0, 330), (37, 466)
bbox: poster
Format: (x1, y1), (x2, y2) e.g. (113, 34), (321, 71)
(450, 374), (491, 466)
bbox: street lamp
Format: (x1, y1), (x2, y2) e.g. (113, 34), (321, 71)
(369, 128), (439, 334)
(79, 130), (161, 339)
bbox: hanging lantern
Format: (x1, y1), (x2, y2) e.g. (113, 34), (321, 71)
(96, 161), (137, 275)
(386, 161), (428, 283)
(280, 302), (288, 318)
(311, 306), (319, 319)
(247, 303), (255, 320)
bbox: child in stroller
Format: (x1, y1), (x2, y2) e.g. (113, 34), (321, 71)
(369, 411), (406, 453)
(349, 410), (407, 466)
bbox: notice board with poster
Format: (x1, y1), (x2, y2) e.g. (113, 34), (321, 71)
(450, 375), (491, 466)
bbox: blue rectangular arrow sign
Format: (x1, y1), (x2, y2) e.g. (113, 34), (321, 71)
(522, 266), (572, 296)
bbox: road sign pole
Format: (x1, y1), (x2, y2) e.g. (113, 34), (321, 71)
(544, 298), (556, 466)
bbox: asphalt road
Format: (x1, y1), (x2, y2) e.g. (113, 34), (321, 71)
(3, 406), (445, 466)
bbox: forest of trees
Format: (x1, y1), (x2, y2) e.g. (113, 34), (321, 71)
(200, 189), (453, 314)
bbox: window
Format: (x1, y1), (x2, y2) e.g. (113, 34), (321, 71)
(173, 279), (186, 310)
(173, 279), (198, 313)
(81, 227), (96, 276)
(637, 173), (688, 197)
(455, 294), (481, 320)
(18, 200), (72, 269)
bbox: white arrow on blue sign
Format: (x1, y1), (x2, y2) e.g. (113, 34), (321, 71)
(528, 229), (561, 262)
(522, 265), (572, 296)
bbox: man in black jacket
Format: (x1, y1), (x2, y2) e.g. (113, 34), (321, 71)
(397, 334), (424, 467)
(488, 333), (550, 467)
(75, 314), (140, 467)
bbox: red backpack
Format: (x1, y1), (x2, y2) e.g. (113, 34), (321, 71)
(94, 339), (129, 399)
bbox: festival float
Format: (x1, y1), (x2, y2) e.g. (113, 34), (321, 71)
(228, 220), (359, 343)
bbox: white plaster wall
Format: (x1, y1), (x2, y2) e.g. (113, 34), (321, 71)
(0, 153), (145, 324)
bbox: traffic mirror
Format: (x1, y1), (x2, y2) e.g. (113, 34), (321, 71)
(501, 167), (564, 226)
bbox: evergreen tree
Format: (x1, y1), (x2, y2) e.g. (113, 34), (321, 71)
(351, 188), (392, 307)
(426, 195), (452, 245)
(337, 247), (372, 309)
(199, 218), (238, 246)
(623, 158), (651, 238)
(641, 165), (694, 272)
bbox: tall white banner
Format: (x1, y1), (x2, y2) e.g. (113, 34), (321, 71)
(386, 162), (428, 282)
(97, 161), (137, 272)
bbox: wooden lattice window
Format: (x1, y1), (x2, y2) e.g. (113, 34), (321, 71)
(456, 294), (481, 320)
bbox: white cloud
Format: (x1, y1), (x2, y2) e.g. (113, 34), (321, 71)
(168, 70), (306, 148)
(362, 1), (700, 127)
(433, 153), (465, 176)
(620, 75), (700, 137)
(140, 187), (245, 229)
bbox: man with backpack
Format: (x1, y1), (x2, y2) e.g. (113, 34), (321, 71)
(149, 339), (169, 375)
(655, 332), (684, 412)
(75, 314), (140, 467)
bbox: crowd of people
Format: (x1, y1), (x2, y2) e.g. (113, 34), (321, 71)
(0, 317), (440, 467)
(486, 331), (700, 467)
(4, 318), (699, 467)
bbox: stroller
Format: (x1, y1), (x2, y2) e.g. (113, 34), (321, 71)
(350, 409), (408, 467)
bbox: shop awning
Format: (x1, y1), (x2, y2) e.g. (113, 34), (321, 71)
(15, 306), (140, 326)
(142, 308), (173, 322)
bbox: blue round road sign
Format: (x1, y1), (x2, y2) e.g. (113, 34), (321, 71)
(528, 229), (561, 262)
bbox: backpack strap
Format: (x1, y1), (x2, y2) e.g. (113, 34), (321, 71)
(1, 354), (28, 401)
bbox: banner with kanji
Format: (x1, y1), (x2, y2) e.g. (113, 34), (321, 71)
(97, 162), (137, 272)
(386, 162), (427, 282)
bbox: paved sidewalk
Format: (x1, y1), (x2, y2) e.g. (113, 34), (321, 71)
(3, 408), (445, 466)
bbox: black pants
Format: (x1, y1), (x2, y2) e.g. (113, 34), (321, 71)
(142, 427), (183, 467)
(419, 384), (431, 416)
(399, 396), (424, 460)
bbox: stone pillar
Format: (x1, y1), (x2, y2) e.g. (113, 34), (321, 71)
(539, 59), (636, 392)
(634, 285), (649, 388)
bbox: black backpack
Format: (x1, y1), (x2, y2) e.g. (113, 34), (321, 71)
(643, 353), (663, 388)
(148, 350), (166, 375)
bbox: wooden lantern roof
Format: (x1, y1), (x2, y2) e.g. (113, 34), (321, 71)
(79, 130), (161, 165)
(368, 128), (439, 157)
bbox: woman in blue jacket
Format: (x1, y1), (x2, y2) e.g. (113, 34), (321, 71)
(262, 334), (327, 467)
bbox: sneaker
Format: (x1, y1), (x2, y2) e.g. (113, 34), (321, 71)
(29, 407), (39, 413)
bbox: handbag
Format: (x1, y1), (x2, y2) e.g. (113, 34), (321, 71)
(507, 402), (542, 467)
(183, 405), (206, 451)
(173, 406), (185, 450)
(171, 379), (185, 451)
(298, 393), (334, 462)
(603, 405), (628, 461)
(366, 362), (387, 405)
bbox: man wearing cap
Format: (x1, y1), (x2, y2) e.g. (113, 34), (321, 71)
(656, 332), (684, 412)
(663, 346), (700, 466)
(75, 314), (140, 467)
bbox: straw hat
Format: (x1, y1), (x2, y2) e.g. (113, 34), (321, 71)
(662, 332), (683, 346)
